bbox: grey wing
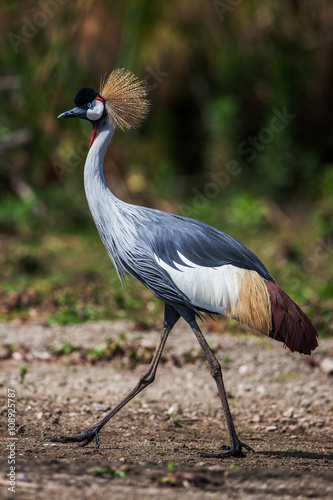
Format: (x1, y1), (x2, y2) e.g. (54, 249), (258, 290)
(119, 207), (273, 313)
(146, 210), (273, 281)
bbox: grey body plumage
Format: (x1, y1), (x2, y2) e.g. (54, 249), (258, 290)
(84, 115), (273, 318)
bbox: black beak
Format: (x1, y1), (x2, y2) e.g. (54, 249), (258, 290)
(58, 106), (86, 119)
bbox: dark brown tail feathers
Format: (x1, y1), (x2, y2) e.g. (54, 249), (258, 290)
(264, 280), (318, 355)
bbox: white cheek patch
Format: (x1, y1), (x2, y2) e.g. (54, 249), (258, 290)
(87, 99), (104, 121)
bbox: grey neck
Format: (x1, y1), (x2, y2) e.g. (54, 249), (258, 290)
(82, 116), (129, 278)
(83, 116), (116, 231)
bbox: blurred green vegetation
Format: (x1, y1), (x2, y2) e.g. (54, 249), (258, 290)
(0, 1), (332, 334)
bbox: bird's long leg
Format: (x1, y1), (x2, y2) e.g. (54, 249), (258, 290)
(189, 320), (254, 458)
(46, 305), (180, 448)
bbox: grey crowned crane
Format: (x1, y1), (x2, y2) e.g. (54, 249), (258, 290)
(47, 69), (318, 457)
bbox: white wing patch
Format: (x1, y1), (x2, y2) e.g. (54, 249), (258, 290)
(154, 251), (242, 316)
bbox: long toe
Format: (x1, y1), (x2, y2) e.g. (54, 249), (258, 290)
(198, 449), (245, 458)
(240, 441), (254, 453)
(198, 441), (254, 458)
(45, 428), (99, 447)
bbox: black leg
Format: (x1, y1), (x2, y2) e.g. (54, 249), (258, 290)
(189, 320), (254, 458)
(45, 305), (180, 447)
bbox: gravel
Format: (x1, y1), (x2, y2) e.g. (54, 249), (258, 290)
(0, 319), (332, 499)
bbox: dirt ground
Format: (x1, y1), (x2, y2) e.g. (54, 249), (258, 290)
(0, 319), (332, 499)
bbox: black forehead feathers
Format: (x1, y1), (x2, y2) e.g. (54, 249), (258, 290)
(74, 87), (98, 107)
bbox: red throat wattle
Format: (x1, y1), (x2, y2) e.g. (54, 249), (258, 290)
(90, 125), (98, 147)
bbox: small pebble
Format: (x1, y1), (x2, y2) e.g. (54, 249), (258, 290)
(300, 398), (311, 408)
(283, 407), (294, 418)
(320, 358), (333, 376)
(17, 475), (31, 482)
(167, 403), (180, 415)
(256, 385), (266, 395)
(238, 365), (248, 374)
(266, 425), (278, 432)
(93, 403), (111, 412)
(81, 405), (92, 414)
(12, 352), (24, 361)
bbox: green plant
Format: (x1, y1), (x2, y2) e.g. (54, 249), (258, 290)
(19, 367), (28, 383)
(53, 340), (77, 356)
(167, 463), (177, 473)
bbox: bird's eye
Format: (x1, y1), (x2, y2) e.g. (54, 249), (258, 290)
(87, 102), (92, 108)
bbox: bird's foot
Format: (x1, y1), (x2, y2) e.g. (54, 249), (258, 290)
(198, 440), (254, 458)
(45, 425), (101, 448)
